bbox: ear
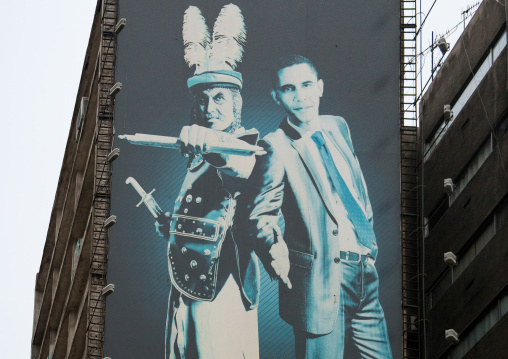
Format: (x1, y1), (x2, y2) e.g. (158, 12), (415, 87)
(317, 79), (324, 97)
(271, 90), (280, 105)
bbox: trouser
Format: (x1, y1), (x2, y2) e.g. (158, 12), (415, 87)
(294, 259), (392, 359)
(168, 275), (259, 359)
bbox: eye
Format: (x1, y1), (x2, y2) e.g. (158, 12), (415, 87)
(302, 81), (314, 88)
(197, 96), (207, 106)
(280, 85), (294, 93)
(213, 93), (225, 104)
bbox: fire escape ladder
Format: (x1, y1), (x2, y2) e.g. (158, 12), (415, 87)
(400, 0), (421, 358)
(87, 0), (118, 358)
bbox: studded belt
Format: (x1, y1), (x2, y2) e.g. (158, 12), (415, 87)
(168, 215), (227, 301)
(169, 214), (222, 241)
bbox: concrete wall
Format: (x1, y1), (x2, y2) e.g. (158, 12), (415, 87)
(420, 0), (508, 357)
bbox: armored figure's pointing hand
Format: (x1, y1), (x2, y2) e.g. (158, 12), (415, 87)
(179, 124), (236, 155)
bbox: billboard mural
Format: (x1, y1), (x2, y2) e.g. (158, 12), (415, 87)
(105, 1), (401, 358)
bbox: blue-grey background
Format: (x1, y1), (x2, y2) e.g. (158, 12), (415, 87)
(105, 0), (401, 358)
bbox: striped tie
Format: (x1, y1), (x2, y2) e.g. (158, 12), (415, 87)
(311, 131), (375, 249)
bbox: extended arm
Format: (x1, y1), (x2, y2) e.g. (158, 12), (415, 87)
(179, 125), (257, 179)
(244, 138), (291, 289)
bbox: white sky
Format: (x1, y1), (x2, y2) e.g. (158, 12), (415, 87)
(0, 1), (97, 356)
(0, 0), (482, 357)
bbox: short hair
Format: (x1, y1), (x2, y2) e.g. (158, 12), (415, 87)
(271, 55), (319, 89)
(190, 87), (242, 133)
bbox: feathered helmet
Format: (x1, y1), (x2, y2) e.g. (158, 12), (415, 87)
(183, 4), (246, 94)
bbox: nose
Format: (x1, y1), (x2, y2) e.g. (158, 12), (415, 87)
(294, 87), (306, 102)
(199, 97), (212, 114)
(205, 98), (217, 114)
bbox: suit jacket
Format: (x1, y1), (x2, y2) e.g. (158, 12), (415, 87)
(245, 115), (376, 334)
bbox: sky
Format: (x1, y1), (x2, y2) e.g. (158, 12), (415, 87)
(0, 1), (98, 356)
(0, 0), (483, 357)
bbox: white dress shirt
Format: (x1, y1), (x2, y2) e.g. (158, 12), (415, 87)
(287, 118), (370, 255)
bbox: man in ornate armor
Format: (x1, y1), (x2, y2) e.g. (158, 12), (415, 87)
(157, 5), (264, 359)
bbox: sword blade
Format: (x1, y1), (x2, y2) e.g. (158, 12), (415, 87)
(118, 133), (266, 156)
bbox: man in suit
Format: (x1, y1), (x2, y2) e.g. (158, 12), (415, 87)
(246, 55), (392, 358)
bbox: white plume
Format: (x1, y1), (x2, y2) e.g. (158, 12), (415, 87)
(182, 6), (210, 69)
(210, 4), (246, 69)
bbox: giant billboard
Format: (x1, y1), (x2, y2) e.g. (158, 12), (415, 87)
(105, 1), (401, 358)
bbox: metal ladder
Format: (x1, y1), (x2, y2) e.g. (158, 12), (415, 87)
(87, 0), (118, 357)
(400, 0), (421, 358)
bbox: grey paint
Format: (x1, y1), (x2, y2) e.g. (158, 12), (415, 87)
(429, 224), (508, 357)
(420, 0), (506, 141)
(423, 52), (508, 214)
(420, 2), (508, 358)
(425, 133), (508, 288)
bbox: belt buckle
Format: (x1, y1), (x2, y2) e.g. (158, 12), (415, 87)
(345, 251), (361, 262)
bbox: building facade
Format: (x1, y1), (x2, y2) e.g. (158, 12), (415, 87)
(31, 1), (119, 358)
(32, 0), (405, 356)
(419, 0), (508, 358)
(33, 0), (508, 358)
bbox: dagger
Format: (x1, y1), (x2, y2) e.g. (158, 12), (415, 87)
(125, 177), (165, 221)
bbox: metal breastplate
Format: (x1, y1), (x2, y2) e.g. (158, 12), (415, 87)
(167, 158), (237, 301)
